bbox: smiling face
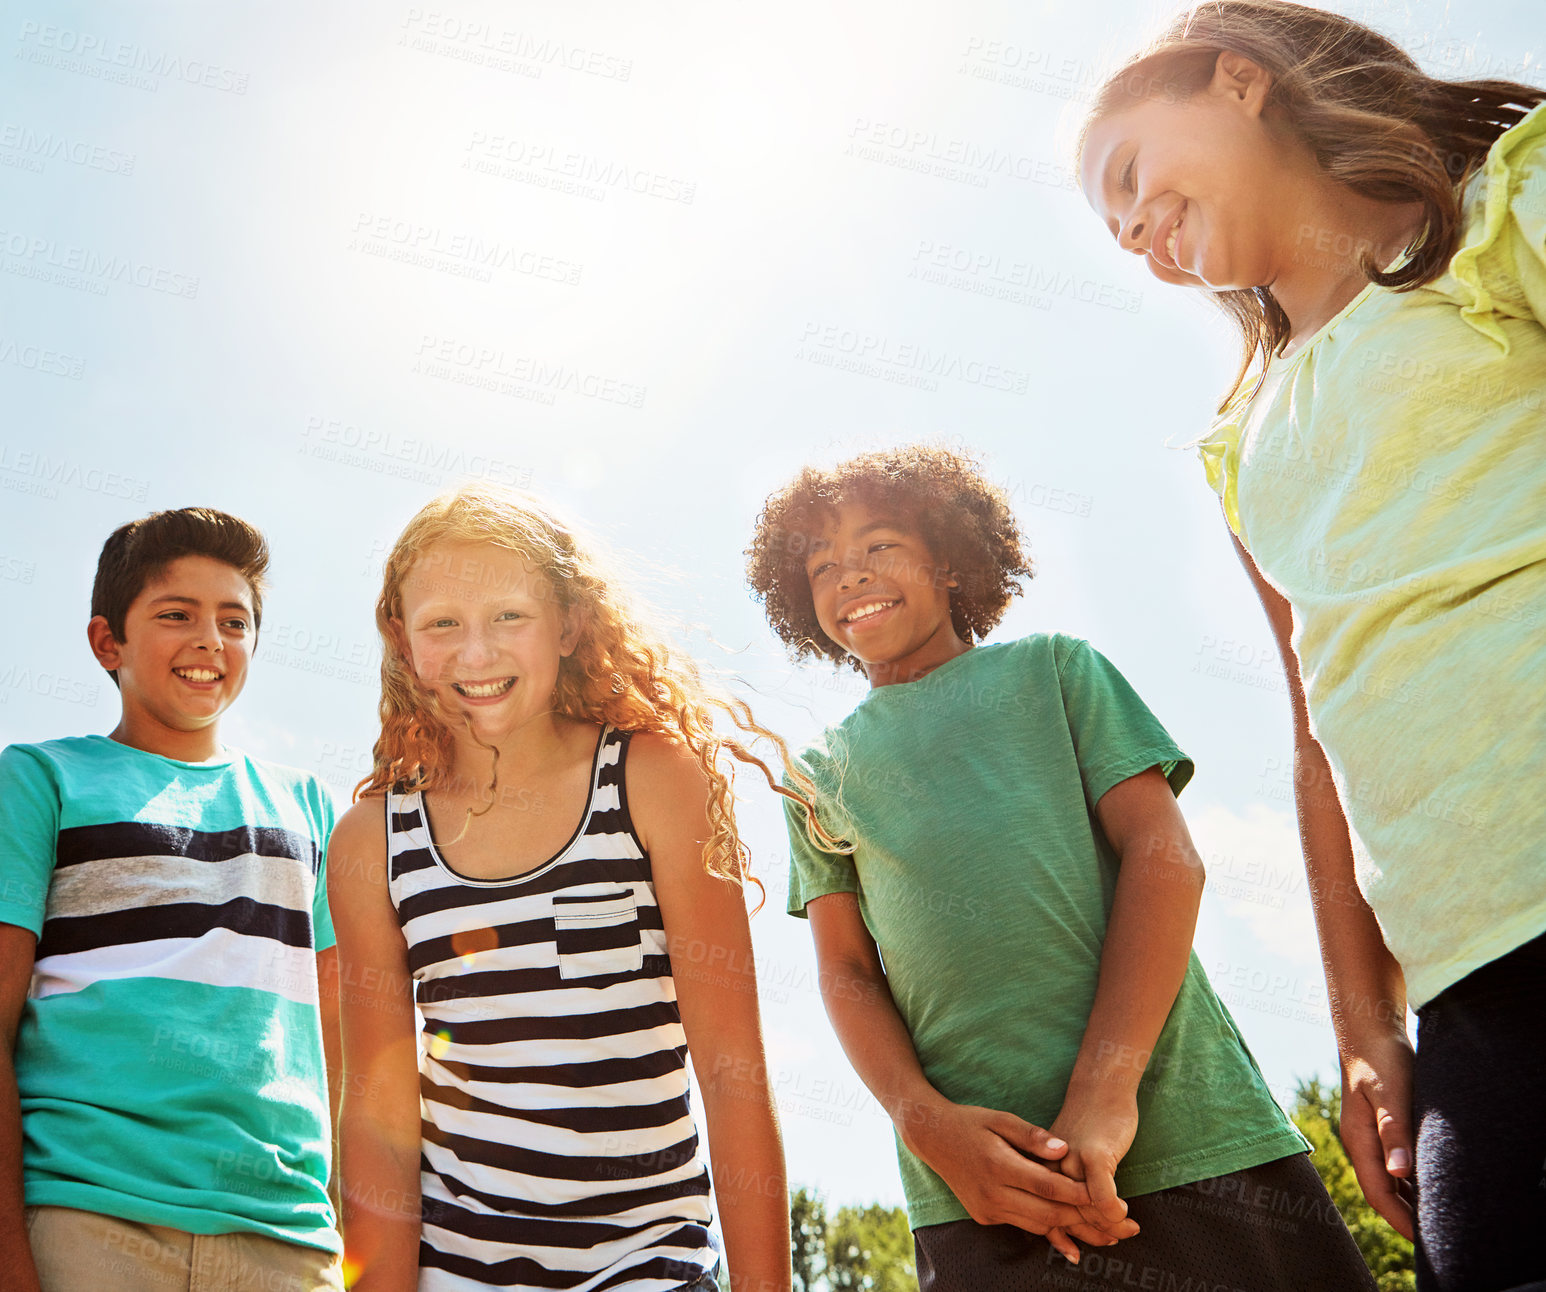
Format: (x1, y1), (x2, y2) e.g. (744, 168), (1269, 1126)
(89, 554), (256, 758)
(395, 541), (579, 747)
(804, 501), (968, 687)
(1080, 53), (1306, 292)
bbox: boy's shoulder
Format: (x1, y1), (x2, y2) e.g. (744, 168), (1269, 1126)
(967, 631), (1087, 670)
(899, 632), (1092, 684)
(3, 734), (319, 785)
(232, 746), (328, 794)
(0, 733), (116, 782)
(224, 747), (341, 832)
(0, 736), (336, 828)
(794, 632), (1088, 761)
(4, 732), (110, 759)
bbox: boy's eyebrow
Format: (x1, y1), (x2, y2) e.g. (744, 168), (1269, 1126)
(147, 594), (254, 613)
(802, 518), (907, 567)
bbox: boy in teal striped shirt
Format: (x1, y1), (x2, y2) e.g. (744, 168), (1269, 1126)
(0, 508), (344, 1291)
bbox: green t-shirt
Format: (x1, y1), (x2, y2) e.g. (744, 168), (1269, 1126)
(785, 634), (1307, 1229)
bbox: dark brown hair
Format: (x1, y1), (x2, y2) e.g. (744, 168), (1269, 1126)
(745, 443), (1033, 672)
(1081, 0), (1545, 410)
(92, 508), (270, 682)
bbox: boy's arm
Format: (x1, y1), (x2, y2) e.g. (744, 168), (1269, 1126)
(328, 800), (422, 1292)
(805, 893), (1134, 1259)
(0, 924), (42, 1292)
(317, 944), (342, 1218)
(1051, 767), (1206, 1226)
(0, 748), (58, 1292)
(633, 735), (790, 1292)
(1232, 531), (1414, 1238)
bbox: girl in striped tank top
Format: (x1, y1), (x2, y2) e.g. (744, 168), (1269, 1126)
(328, 487), (792, 1292)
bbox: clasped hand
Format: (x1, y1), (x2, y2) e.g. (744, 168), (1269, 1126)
(905, 1099), (1139, 1265)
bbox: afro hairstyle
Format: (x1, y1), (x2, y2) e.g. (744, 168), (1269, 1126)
(745, 443), (1033, 671)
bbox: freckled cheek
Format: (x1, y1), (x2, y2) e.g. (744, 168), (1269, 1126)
(404, 642), (449, 684)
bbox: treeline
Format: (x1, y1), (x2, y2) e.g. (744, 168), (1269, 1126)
(789, 1187), (916, 1292)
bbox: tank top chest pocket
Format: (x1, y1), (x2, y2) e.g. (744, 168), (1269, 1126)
(552, 888), (642, 980)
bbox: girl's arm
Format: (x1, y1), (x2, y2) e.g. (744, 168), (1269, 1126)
(1232, 531), (1415, 1238)
(630, 734), (790, 1292)
(327, 799), (424, 1292)
(804, 893), (1135, 1261)
(1050, 767), (1207, 1228)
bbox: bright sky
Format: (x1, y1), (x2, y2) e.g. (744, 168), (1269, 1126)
(2, 0), (1539, 1210)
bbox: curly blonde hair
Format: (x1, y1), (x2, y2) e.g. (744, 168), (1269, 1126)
(1080, 0), (1544, 410)
(356, 485), (833, 885)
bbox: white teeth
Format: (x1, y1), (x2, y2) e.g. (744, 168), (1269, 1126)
(1165, 218), (1181, 263)
(454, 678), (515, 698)
(844, 600), (896, 624)
(176, 668), (220, 682)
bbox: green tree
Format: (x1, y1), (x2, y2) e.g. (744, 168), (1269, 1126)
(1292, 1077), (1415, 1292)
(824, 1201), (917, 1292)
(790, 1185), (829, 1292)
(787, 1187), (917, 1292)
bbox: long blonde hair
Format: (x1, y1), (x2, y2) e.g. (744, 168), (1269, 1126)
(356, 485), (836, 887)
(1081, 0), (1544, 410)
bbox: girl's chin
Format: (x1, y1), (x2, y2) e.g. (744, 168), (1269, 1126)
(454, 699), (550, 742)
(1150, 258), (1207, 289)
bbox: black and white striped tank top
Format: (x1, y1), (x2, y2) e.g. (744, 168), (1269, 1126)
(386, 726), (718, 1292)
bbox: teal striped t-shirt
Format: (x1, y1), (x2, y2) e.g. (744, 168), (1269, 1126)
(0, 735), (340, 1252)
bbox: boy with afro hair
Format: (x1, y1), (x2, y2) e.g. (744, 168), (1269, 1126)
(746, 444), (1372, 1290)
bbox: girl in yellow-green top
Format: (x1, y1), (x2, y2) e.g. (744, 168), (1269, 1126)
(1078, 5), (1545, 1289)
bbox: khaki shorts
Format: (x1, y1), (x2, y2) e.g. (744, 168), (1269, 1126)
(26, 1205), (345, 1292)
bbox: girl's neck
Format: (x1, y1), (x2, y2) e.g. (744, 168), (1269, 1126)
(448, 711), (582, 788)
(1274, 177), (1425, 355)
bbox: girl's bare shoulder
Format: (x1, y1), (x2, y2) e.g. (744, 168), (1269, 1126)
(328, 793), (390, 894)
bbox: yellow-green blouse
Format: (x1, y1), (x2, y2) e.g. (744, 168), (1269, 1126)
(1198, 102), (1546, 1009)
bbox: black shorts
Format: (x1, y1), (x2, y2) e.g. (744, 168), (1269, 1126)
(913, 1152), (1375, 1292)
(1413, 929), (1546, 1292)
